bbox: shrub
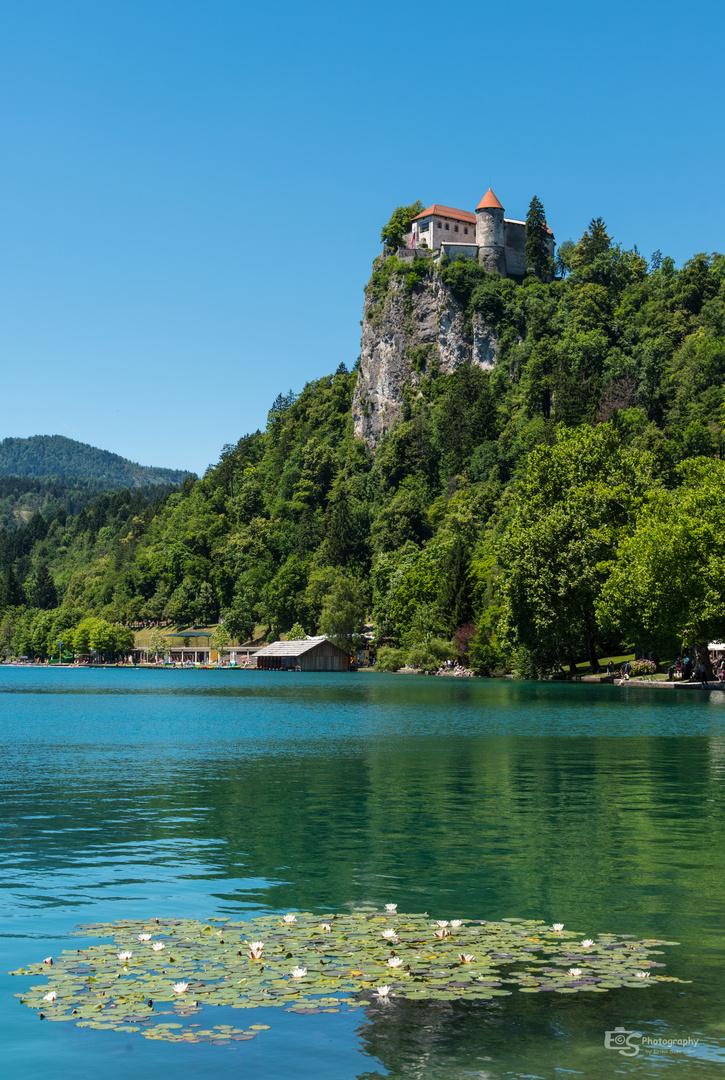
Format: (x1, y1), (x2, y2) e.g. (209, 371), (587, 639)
(375, 646), (407, 672)
(627, 658), (656, 677)
(405, 637), (456, 673)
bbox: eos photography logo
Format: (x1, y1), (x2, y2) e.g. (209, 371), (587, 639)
(604, 1028), (642, 1057)
(604, 1027), (699, 1057)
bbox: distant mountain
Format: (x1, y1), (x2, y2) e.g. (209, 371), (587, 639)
(0, 435), (192, 488)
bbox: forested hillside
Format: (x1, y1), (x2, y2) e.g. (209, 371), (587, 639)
(0, 435), (192, 487)
(2, 219), (725, 671)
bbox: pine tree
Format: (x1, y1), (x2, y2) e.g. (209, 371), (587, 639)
(0, 565), (24, 608)
(571, 217), (611, 268)
(32, 565), (58, 610)
(525, 196), (552, 280)
(438, 535), (473, 633)
(325, 493), (357, 566)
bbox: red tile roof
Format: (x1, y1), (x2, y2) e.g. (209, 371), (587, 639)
(411, 204), (476, 225)
(476, 188), (504, 210)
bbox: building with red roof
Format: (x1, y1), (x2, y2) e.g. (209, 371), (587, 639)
(408, 189), (555, 278)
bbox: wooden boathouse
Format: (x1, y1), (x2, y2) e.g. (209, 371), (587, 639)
(255, 635), (351, 672)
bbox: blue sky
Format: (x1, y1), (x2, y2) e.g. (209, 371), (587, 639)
(0, 0), (722, 475)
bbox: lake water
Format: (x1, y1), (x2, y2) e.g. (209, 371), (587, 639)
(2, 668), (725, 1078)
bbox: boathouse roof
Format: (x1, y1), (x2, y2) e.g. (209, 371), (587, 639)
(255, 635), (348, 657)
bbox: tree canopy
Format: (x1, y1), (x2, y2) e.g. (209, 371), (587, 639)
(597, 458), (725, 663)
(380, 201), (425, 250)
(1, 220), (725, 674)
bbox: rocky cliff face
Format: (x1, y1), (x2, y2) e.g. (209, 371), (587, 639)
(352, 255), (499, 448)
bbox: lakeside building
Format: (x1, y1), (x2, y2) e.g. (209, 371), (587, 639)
(408, 188), (554, 277)
(131, 625), (261, 665)
(255, 635), (351, 672)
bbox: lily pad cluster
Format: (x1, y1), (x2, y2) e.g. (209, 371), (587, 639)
(10, 909), (687, 1042)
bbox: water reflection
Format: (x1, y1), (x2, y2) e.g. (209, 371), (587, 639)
(1, 670), (724, 1078)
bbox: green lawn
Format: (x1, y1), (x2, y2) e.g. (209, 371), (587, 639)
(575, 652), (634, 675)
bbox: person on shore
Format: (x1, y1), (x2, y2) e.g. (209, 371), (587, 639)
(684, 656), (693, 681)
(607, 660), (614, 677)
(699, 661), (708, 687)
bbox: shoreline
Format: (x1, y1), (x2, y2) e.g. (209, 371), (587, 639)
(2, 663), (724, 691)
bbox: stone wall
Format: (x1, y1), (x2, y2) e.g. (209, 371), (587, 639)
(503, 219), (526, 276)
(440, 243), (478, 261)
(351, 255), (499, 447)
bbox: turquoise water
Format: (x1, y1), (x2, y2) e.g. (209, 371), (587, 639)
(2, 668), (725, 1078)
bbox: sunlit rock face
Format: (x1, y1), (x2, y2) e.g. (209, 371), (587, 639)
(352, 257), (499, 450)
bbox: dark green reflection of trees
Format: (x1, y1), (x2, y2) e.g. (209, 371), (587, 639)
(354, 984), (702, 1080)
(40, 730), (721, 960)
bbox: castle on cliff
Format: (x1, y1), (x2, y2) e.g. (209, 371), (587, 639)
(408, 188), (555, 278)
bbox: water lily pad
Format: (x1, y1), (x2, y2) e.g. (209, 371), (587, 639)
(10, 908), (686, 1044)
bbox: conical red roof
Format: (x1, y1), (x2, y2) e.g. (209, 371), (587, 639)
(476, 188), (504, 210)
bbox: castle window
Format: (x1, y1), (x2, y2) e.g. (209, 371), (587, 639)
(454, 225), (459, 232)
(445, 223), (450, 230)
(464, 227), (468, 234)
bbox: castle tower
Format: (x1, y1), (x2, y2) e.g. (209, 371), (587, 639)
(476, 188), (506, 274)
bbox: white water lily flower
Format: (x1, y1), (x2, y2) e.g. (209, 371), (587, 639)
(387, 957), (403, 968)
(436, 921), (449, 928)
(151, 942), (165, 952)
(117, 951), (132, 962)
(290, 966), (307, 978)
(320, 923), (332, 933)
(552, 923), (564, 932)
(173, 982), (189, 994)
(43, 990), (57, 1002)
(567, 968), (582, 978)
(581, 939), (594, 948)
(43, 957), (53, 965)
(248, 941), (264, 959)
(634, 971), (650, 979)
(138, 934), (152, 942)
(381, 929), (397, 940)
(283, 914), (297, 924)
(450, 920), (462, 928)
(375, 985), (391, 998)
(385, 904), (397, 913)
(434, 928), (450, 939)
(459, 953), (475, 963)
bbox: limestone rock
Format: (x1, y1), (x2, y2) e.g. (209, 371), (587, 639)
(352, 256), (499, 448)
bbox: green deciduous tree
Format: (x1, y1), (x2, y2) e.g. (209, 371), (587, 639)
(597, 457), (725, 671)
(318, 574), (365, 652)
(195, 581), (219, 624)
(149, 626), (167, 661)
(113, 626), (135, 657)
(499, 424), (657, 674)
(433, 363), (495, 477)
(262, 553), (312, 637)
(380, 201), (425, 250)
(212, 622), (230, 662)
